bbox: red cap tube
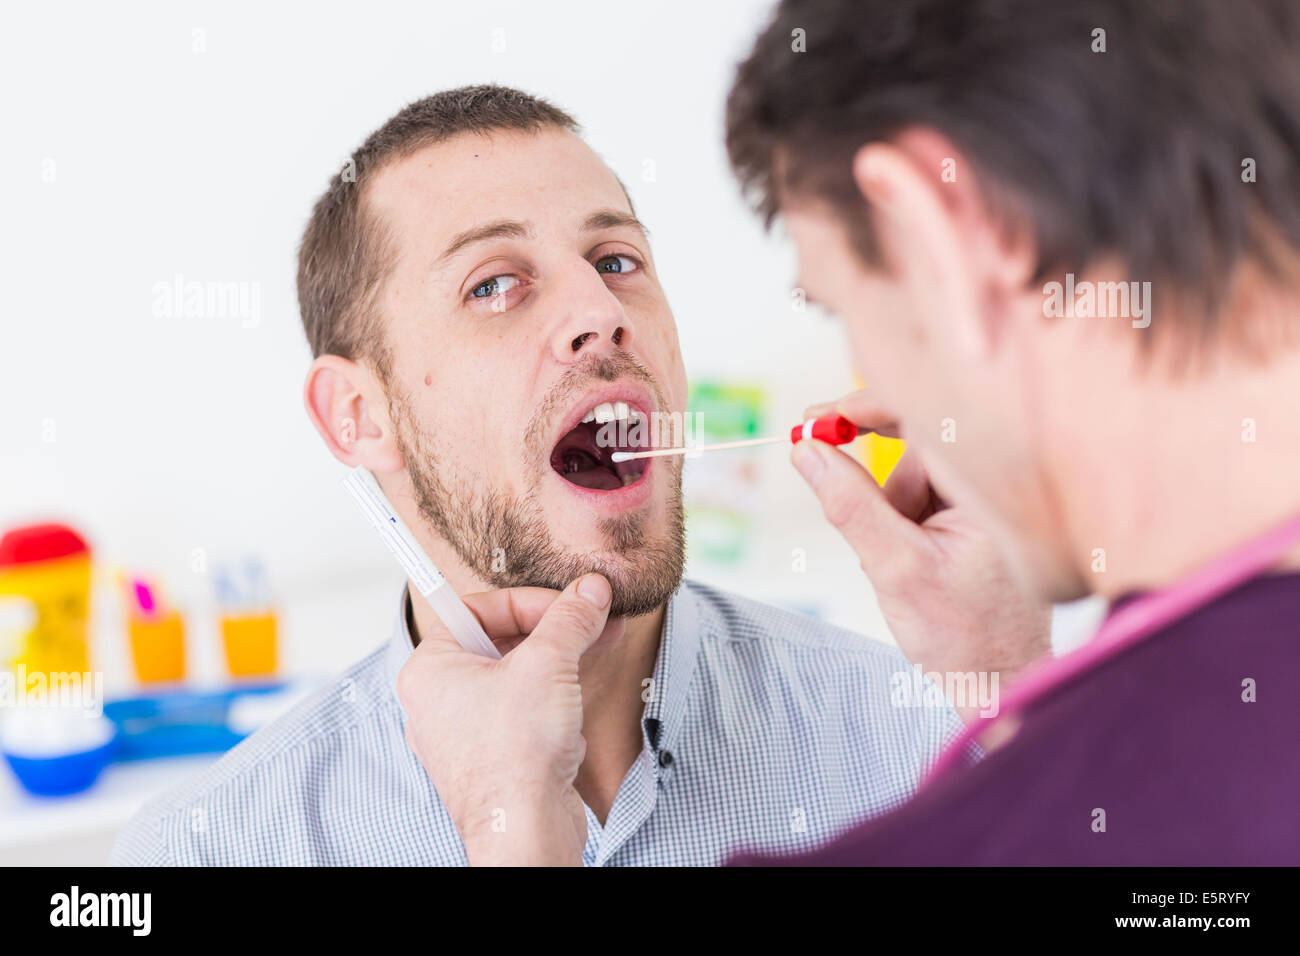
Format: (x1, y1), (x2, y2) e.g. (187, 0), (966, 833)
(790, 413), (858, 446)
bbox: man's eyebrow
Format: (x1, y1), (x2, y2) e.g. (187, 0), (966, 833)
(436, 219), (533, 265)
(582, 209), (650, 240)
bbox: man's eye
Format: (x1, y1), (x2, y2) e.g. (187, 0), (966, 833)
(593, 254), (639, 275)
(470, 275), (520, 299)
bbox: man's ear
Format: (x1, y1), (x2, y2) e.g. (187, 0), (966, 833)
(850, 128), (1034, 361)
(303, 354), (405, 473)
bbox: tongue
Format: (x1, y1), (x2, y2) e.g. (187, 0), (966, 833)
(550, 420), (646, 490)
(556, 447), (624, 490)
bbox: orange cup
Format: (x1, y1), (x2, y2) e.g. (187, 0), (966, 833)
(127, 610), (186, 683)
(220, 611), (277, 678)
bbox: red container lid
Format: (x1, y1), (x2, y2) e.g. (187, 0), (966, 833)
(790, 413), (859, 446)
(0, 523), (91, 567)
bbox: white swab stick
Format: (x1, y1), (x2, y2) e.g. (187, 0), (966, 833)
(609, 413), (864, 463)
(611, 436), (786, 462)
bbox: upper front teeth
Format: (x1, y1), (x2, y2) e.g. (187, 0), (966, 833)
(582, 401), (639, 424)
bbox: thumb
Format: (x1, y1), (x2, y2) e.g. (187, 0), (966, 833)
(523, 573), (616, 661)
(791, 440), (925, 578)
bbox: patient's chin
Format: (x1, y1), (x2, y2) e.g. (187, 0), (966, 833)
(504, 531), (684, 619)
(609, 557), (683, 617)
(607, 573), (681, 618)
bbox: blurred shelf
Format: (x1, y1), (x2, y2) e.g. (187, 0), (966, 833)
(0, 574), (403, 864)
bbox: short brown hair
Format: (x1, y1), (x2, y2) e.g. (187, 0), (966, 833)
(726, 0), (1300, 342)
(296, 85), (579, 378)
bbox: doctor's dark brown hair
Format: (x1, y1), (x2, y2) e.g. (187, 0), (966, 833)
(296, 85), (578, 380)
(725, 0), (1300, 340)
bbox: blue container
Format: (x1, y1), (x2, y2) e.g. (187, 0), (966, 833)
(4, 735), (117, 797)
(104, 681), (286, 760)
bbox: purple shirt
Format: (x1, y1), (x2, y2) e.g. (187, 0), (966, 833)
(732, 572), (1300, 865)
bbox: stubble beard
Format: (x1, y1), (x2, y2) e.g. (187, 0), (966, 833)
(388, 360), (686, 618)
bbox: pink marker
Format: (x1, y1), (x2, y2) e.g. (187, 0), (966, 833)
(132, 578), (156, 616)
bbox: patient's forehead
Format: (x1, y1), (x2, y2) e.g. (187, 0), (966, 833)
(364, 128), (633, 262)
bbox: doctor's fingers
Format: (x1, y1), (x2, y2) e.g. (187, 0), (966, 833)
(790, 439), (929, 581)
(802, 388), (902, 440)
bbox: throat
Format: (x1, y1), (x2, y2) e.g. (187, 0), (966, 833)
(550, 418), (648, 490)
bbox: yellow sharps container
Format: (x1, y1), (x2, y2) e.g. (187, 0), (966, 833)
(0, 523), (93, 676)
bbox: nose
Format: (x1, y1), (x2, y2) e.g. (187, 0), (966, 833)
(548, 261), (630, 365)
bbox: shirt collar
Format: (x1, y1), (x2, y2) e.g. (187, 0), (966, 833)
(640, 583), (702, 759)
(381, 580), (704, 757)
(382, 582), (417, 693)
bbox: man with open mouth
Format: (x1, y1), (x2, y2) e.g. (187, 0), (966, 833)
(111, 85), (1046, 866)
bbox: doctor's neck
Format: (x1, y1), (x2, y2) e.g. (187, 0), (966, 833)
(1047, 279), (1300, 599)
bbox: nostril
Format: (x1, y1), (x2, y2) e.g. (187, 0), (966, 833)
(612, 327), (623, 346)
(571, 332), (594, 352)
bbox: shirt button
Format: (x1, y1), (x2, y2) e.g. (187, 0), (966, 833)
(658, 750), (674, 768)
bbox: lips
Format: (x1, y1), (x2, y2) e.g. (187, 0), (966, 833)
(549, 393), (653, 491)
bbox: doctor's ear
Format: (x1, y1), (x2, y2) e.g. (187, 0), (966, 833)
(303, 354), (405, 473)
(850, 129), (1036, 359)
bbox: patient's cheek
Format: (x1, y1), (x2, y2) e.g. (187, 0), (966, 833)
(647, 321), (677, 355)
(639, 325), (685, 391)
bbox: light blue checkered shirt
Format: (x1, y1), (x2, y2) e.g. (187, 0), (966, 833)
(111, 580), (970, 866)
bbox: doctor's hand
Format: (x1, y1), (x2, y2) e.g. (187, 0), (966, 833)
(395, 574), (623, 866)
(793, 390), (1051, 724)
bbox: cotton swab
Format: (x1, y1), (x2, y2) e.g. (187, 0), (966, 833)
(610, 413), (861, 463)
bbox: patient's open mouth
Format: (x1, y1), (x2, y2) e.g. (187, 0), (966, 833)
(550, 400), (651, 491)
